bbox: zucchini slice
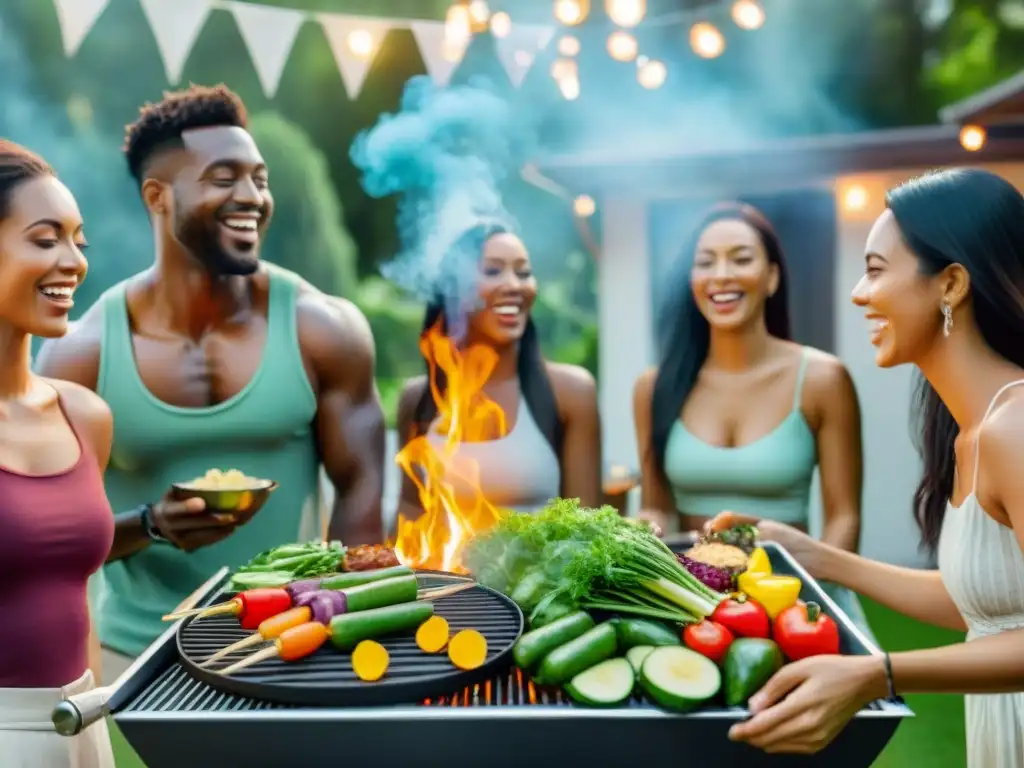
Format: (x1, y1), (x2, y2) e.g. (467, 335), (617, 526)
(639, 646), (721, 712)
(565, 658), (635, 707)
(626, 645), (655, 674)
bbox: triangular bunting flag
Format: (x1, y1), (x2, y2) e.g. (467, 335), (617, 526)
(226, 0), (305, 98)
(138, 0), (212, 84)
(410, 20), (469, 87)
(51, 0), (111, 57)
(494, 23), (555, 88)
(318, 13), (394, 99)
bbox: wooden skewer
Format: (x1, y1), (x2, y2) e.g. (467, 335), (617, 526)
(163, 600), (239, 622)
(199, 633), (266, 667)
(416, 582), (477, 601)
(218, 645), (278, 676)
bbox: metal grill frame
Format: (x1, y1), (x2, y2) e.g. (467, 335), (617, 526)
(109, 543), (914, 768)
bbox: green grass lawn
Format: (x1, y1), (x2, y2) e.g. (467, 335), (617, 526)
(863, 598), (966, 767)
(110, 598), (966, 766)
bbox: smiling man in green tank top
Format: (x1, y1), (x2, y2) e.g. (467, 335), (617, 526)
(35, 85), (385, 677)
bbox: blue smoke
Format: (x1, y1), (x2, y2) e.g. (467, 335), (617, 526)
(351, 75), (532, 329)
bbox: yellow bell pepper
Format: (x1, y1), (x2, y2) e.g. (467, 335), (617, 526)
(737, 572), (802, 619)
(746, 546), (772, 576)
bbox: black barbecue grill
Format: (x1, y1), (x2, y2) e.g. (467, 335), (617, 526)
(57, 542), (913, 767)
(177, 574), (522, 707)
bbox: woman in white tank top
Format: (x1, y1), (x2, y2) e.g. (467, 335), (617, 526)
(394, 223), (602, 522)
(710, 168), (1024, 766)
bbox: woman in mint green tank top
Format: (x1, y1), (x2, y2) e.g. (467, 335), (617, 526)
(633, 203), (873, 638)
(394, 222), (602, 522)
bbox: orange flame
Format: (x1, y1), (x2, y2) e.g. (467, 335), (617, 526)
(393, 322), (508, 573)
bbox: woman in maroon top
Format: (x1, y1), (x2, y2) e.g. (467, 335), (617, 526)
(0, 140), (115, 766)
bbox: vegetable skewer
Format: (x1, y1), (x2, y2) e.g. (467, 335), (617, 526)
(198, 581), (476, 667)
(219, 600), (436, 675)
(163, 565), (413, 622)
(198, 594), (345, 668)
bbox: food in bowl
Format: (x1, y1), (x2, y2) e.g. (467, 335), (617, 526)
(179, 468), (271, 491)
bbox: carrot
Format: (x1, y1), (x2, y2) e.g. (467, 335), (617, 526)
(277, 621), (330, 661)
(352, 640), (390, 681)
(448, 629), (488, 670)
(415, 616), (450, 653)
(261, 606), (313, 639)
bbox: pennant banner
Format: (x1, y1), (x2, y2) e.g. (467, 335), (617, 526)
(494, 23), (555, 88)
(51, 0), (553, 98)
(52, 0), (111, 57)
(410, 20), (469, 88)
(319, 14), (395, 99)
(139, 0), (212, 84)
(226, 1), (304, 99)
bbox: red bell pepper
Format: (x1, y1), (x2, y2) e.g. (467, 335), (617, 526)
(773, 601), (841, 661)
(711, 594), (770, 639)
(194, 587), (293, 630)
(683, 620), (734, 664)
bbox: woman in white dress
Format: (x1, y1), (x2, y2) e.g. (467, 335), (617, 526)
(711, 167), (1024, 766)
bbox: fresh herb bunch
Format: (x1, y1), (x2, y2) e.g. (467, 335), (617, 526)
(464, 499), (724, 626)
(229, 541), (346, 591)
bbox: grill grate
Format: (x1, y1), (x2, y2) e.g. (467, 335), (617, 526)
(176, 574), (523, 707)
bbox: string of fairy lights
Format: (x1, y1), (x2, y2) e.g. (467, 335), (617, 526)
(444, 0), (767, 97)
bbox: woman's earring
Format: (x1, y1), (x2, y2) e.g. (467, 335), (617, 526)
(942, 301), (953, 337)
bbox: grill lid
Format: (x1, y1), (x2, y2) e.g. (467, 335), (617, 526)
(177, 573), (523, 707)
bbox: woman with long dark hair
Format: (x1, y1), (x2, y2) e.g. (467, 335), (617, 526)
(0, 140), (115, 764)
(395, 222), (601, 519)
(633, 202), (871, 634)
(715, 169), (1024, 764)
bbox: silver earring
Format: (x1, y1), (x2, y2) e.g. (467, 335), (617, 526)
(942, 302), (953, 337)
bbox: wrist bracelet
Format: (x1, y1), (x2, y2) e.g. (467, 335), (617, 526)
(140, 504), (169, 545)
(882, 652), (898, 701)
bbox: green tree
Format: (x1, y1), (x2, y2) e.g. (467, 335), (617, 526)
(248, 112), (358, 297)
(924, 0), (1024, 106)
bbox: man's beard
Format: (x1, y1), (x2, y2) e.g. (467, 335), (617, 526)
(173, 212), (259, 277)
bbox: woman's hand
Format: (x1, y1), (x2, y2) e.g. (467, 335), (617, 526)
(728, 654), (886, 754)
(706, 511), (828, 579)
(636, 508), (670, 538)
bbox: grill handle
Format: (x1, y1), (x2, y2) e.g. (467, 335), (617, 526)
(53, 566), (229, 736)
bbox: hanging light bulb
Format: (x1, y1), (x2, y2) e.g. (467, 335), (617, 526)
(557, 35), (581, 56)
(468, 0), (490, 26)
(637, 58), (666, 88)
(573, 195), (596, 217)
(960, 124), (986, 151)
(841, 184), (869, 213)
(554, 0), (590, 26)
(730, 0), (765, 30)
(550, 57), (578, 81)
(559, 75), (581, 100)
(446, 4), (473, 43)
(606, 0), (646, 28)
(346, 29), (376, 59)
(606, 30), (638, 61)
(489, 11), (512, 38)
(690, 22), (725, 58)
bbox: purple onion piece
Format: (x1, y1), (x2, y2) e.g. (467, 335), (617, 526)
(295, 590), (347, 624)
(285, 579), (323, 601)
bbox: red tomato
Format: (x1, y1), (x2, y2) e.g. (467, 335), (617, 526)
(773, 601), (841, 660)
(711, 594), (771, 639)
(683, 620), (734, 664)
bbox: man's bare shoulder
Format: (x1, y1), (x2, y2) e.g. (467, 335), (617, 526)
(295, 289), (374, 358)
(34, 300), (107, 391)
